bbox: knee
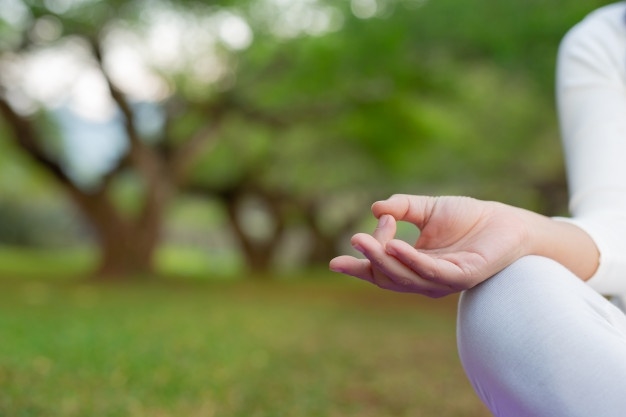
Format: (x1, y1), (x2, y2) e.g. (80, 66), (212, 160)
(458, 255), (579, 334)
(457, 256), (626, 417)
(457, 255), (611, 359)
(458, 256), (541, 352)
(457, 256), (564, 361)
(456, 256), (578, 414)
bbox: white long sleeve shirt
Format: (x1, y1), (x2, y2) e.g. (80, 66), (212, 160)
(557, 2), (626, 299)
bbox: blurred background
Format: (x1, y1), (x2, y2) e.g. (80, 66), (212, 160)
(0, 0), (615, 415)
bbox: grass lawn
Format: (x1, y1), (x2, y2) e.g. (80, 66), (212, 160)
(0, 270), (490, 417)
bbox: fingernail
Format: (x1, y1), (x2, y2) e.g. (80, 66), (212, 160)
(378, 214), (389, 227)
(385, 245), (397, 256)
(352, 243), (364, 253)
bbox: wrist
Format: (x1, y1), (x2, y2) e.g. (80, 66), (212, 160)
(523, 210), (600, 280)
(508, 204), (539, 260)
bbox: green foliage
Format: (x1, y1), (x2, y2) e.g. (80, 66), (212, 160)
(107, 170), (148, 218)
(0, 246), (96, 279)
(404, 0), (616, 88)
(0, 122), (60, 197)
(0, 199), (85, 247)
(1, 0), (617, 272)
(226, 0), (611, 209)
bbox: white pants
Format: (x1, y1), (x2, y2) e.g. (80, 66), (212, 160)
(457, 256), (626, 417)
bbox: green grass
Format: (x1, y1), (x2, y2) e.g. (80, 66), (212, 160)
(0, 273), (490, 417)
(0, 245), (97, 280)
(0, 245), (243, 280)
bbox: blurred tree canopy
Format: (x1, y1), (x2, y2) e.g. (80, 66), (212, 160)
(0, 0), (615, 279)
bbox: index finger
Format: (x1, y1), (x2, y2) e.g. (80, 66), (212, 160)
(372, 214), (396, 245)
(371, 194), (437, 226)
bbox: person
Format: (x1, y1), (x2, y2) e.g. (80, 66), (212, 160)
(329, 3), (626, 416)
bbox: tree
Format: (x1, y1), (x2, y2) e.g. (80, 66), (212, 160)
(0, 0), (245, 277)
(0, 0), (615, 278)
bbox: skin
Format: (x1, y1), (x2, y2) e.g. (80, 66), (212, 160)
(329, 194), (600, 298)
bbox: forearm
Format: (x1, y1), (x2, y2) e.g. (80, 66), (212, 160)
(516, 207), (599, 281)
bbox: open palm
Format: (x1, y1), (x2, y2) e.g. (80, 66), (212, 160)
(330, 195), (530, 297)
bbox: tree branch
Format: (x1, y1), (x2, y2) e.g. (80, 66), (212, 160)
(0, 96), (76, 190)
(90, 38), (164, 181)
(229, 96), (287, 128)
(170, 122), (222, 185)
(167, 93), (286, 186)
(89, 38), (172, 227)
(91, 40), (141, 147)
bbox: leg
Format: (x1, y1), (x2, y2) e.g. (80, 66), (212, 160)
(457, 255), (626, 417)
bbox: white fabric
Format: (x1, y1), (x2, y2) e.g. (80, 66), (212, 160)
(556, 2), (626, 300)
(458, 256), (626, 417)
(457, 5), (626, 415)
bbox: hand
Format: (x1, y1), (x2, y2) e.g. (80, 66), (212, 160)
(329, 195), (530, 297)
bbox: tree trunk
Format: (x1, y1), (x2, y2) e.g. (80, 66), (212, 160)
(66, 186), (165, 280)
(96, 223), (159, 278)
(221, 190), (285, 277)
(300, 199), (356, 266)
(307, 231), (340, 266)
